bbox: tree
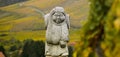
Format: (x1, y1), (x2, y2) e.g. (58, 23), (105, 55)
(9, 45), (17, 52)
(21, 39), (45, 57)
(76, 0), (120, 57)
(0, 45), (7, 57)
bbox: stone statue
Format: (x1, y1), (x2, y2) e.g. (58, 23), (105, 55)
(44, 7), (70, 57)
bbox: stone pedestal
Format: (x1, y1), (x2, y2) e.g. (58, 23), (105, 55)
(46, 56), (68, 57)
(45, 42), (68, 57)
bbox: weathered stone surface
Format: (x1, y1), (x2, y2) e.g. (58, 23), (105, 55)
(44, 7), (70, 57)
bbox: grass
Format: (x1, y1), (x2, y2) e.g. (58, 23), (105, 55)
(24, 0), (66, 9)
(0, 30), (45, 41)
(11, 30), (46, 41)
(0, 29), (81, 44)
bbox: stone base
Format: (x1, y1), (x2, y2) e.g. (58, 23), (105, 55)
(45, 42), (69, 56)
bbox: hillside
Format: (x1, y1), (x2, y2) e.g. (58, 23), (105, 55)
(0, 0), (28, 7)
(0, 0), (89, 41)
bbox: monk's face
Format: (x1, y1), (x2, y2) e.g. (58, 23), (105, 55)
(52, 12), (65, 24)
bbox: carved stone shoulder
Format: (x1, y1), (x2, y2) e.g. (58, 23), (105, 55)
(44, 14), (50, 29)
(66, 14), (70, 29)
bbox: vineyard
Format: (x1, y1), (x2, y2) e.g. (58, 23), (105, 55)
(0, 0), (120, 57)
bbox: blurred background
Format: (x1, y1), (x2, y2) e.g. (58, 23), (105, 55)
(0, 0), (120, 57)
